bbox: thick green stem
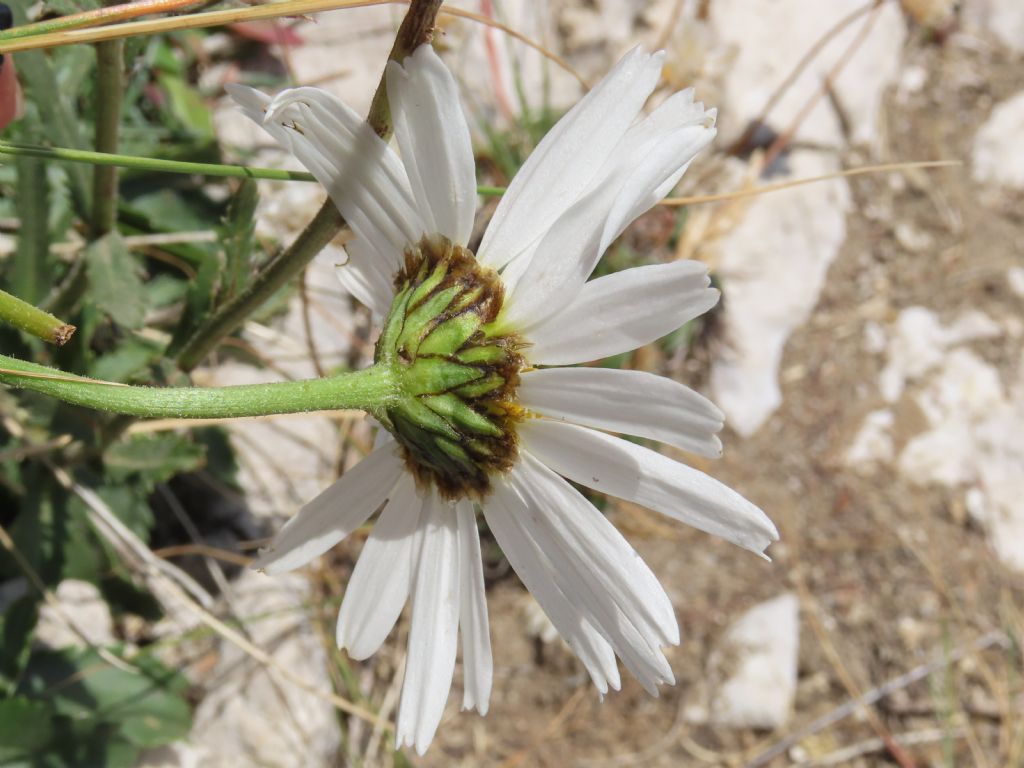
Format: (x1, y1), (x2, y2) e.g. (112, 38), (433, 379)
(173, 203), (345, 371)
(91, 37), (124, 236)
(0, 289), (76, 345)
(174, 0), (443, 372)
(0, 353), (396, 419)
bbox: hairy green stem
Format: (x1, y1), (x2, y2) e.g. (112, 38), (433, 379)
(173, 0), (443, 372)
(0, 289), (76, 345)
(0, 353), (396, 419)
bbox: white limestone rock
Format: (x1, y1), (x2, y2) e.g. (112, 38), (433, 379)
(973, 90), (1024, 190)
(707, 0), (906, 149)
(845, 308), (1024, 571)
(36, 579), (115, 650)
(1009, 267), (1024, 299)
(845, 408), (896, 468)
(708, 593), (800, 730)
(184, 571), (341, 768)
(879, 307), (1002, 403)
(710, 151), (850, 436)
(963, 0), (1024, 53)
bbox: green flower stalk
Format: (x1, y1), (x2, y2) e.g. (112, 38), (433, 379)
(0, 353), (397, 419)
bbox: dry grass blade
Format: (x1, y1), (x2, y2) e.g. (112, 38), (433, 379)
(0, 0), (588, 88)
(660, 161), (962, 207)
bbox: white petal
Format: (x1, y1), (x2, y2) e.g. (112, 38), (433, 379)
(524, 260), (720, 365)
(501, 124), (715, 330)
(387, 45), (477, 247)
(483, 486), (621, 695)
(225, 82), (271, 123)
(456, 500), (492, 714)
(519, 367), (724, 458)
(334, 235), (398, 317)
(228, 84), (424, 258)
(252, 445), (404, 574)
(504, 457), (675, 694)
(510, 453), (679, 647)
(477, 48), (664, 271)
(372, 419), (394, 449)
(336, 474), (423, 659)
(520, 420), (779, 557)
(396, 493), (460, 755)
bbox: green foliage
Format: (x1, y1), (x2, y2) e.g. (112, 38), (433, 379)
(169, 178), (264, 353)
(0, 597), (38, 689)
(103, 434), (206, 487)
(84, 233), (147, 329)
(1, 649), (192, 767)
(0, 697), (55, 766)
(0, 17), (266, 766)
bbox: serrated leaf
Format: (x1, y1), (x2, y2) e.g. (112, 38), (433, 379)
(84, 232), (147, 329)
(103, 434), (205, 487)
(219, 178), (259, 301)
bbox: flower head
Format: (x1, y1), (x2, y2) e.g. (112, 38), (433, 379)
(228, 43), (778, 754)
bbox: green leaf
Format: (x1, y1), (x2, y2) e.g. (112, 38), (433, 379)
(84, 232), (147, 329)
(89, 337), (161, 383)
(0, 697), (55, 764)
(156, 71), (215, 140)
(103, 434), (205, 486)
(19, 649), (192, 749)
(98, 485), (154, 540)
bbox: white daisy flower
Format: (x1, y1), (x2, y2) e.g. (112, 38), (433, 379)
(227, 44), (778, 755)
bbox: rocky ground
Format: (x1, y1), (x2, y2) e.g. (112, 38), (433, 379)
(38, 0), (1021, 765)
